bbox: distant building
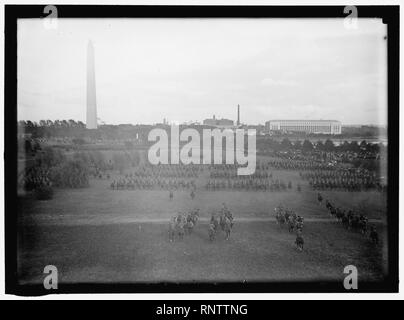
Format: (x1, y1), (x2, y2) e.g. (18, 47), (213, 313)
(266, 120), (342, 135)
(203, 115), (234, 128)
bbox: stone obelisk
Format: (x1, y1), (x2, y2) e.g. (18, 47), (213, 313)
(86, 40), (97, 129)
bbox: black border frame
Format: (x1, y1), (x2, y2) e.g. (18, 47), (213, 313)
(4, 5), (399, 295)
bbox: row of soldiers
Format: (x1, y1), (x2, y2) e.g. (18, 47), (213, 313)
(300, 169), (377, 180)
(209, 168), (273, 179)
(308, 179), (382, 191)
(301, 170), (381, 191)
(266, 159), (333, 171)
(205, 178), (292, 191)
(111, 177), (196, 190)
(130, 164), (202, 178)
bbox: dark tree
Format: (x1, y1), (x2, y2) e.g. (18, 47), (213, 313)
(302, 139), (313, 152)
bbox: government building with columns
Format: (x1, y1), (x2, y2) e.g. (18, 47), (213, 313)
(265, 120), (342, 135)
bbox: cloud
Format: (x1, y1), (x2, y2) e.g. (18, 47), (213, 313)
(260, 78), (299, 87)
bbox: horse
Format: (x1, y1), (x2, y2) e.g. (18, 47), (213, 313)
(358, 218), (368, 235)
(189, 209), (199, 226)
(275, 210), (286, 227)
(295, 234), (304, 251)
(168, 217), (177, 242)
(219, 214), (226, 231)
(369, 226), (378, 244)
(295, 217), (304, 233)
(288, 216), (296, 233)
(342, 214), (350, 229)
(185, 220), (194, 235)
(210, 214), (219, 231)
(317, 193), (323, 205)
(325, 200), (332, 211)
(223, 217), (232, 240)
(190, 190), (195, 200)
(284, 210), (290, 223)
(208, 223), (216, 241)
(176, 220), (185, 240)
(349, 215), (360, 232)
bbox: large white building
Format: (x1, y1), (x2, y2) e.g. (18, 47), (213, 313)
(266, 120), (342, 135)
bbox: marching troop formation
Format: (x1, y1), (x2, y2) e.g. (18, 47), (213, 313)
(209, 164), (272, 178)
(267, 159), (332, 171)
(318, 193), (379, 244)
(132, 164), (202, 178)
(167, 204), (234, 242)
(110, 164), (200, 191)
(301, 169), (382, 191)
(205, 178), (291, 191)
(111, 177), (196, 191)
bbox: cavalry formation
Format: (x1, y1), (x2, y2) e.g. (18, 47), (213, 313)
(318, 193), (379, 244)
(167, 204), (234, 242)
(168, 208), (200, 242)
(274, 205), (305, 251)
(110, 176), (196, 191)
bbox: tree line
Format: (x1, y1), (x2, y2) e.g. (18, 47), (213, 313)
(257, 137), (385, 154)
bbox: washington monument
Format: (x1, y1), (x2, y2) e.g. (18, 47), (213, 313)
(86, 40), (97, 129)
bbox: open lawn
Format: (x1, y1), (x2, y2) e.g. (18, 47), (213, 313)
(18, 168), (387, 226)
(18, 221), (387, 284)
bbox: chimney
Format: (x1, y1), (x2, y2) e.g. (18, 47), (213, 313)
(237, 104), (240, 126)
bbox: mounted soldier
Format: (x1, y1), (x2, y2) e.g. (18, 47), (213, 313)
(369, 226), (379, 244)
(317, 192), (323, 205)
(295, 230), (304, 251)
(221, 203), (233, 227)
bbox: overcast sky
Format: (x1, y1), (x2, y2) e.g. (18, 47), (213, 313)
(18, 18), (387, 125)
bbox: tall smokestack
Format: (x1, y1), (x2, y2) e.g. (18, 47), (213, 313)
(237, 104), (240, 126)
(86, 40), (97, 129)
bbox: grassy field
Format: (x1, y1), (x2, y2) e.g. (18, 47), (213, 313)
(18, 221), (387, 284)
(17, 166), (388, 284)
(19, 168), (387, 224)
